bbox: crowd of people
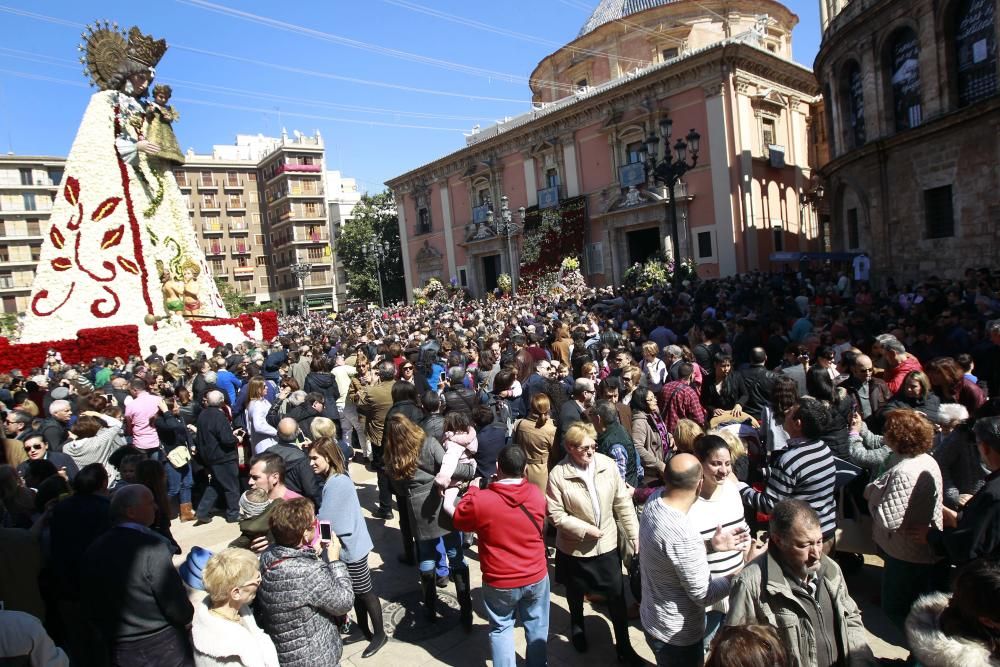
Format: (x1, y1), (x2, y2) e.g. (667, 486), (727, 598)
(3, 264), (1000, 667)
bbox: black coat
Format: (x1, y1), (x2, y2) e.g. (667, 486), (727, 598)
(740, 365), (776, 421)
(269, 441), (322, 509)
(194, 406), (237, 465)
(154, 412), (192, 452)
(304, 371), (341, 420)
(442, 387), (478, 418)
(38, 418), (70, 453)
(81, 526), (193, 642)
(929, 470), (1000, 564)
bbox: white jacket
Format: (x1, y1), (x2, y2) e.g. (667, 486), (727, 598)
(865, 453), (943, 563)
(906, 592), (1000, 666)
(191, 598), (279, 667)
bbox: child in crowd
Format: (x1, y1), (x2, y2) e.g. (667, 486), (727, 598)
(228, 487), (280, 550)
(435, 412), (478, 515)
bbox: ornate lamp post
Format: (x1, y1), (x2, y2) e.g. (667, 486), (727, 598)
(485, 195), (526, 295)
(363, 240), (390, 307)
(645, 117), (700, 271)
(289, 262), (313, 317)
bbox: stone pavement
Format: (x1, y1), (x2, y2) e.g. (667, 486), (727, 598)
(172, 460), (910, 666)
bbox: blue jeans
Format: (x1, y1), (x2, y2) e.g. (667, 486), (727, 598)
(417, 531), (464, 574)
(703, 609), (725, 652)
(165, 455), (193, 505)
(482, 576), (550, 667)
(645, 634), (703, 667)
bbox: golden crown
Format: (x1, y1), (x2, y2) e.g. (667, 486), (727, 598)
(79, 21), (168, 89)
(126, 26), (167, 68)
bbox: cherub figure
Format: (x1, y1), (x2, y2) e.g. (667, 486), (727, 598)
(145, 84), (184, 165)
(160, 269), (185, 325)
(180, 261), (202, 316)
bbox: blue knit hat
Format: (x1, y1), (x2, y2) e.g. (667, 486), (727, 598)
(179, 546), (213, 590)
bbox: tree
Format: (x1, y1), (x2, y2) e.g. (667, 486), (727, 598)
(336, 189), (405, 305)
(215, 276), (249, 315)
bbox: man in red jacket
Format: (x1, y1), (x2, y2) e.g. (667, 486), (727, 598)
(883, 337), (924, 394)
(453, 445), (548, 667)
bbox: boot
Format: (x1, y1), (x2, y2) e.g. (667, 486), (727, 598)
(179, 503), (196, 523)
(568, 587), (588, 652)
(419, 572), (438, 623)
(359, 591), (388, 658)
(453, 567), (473, 632)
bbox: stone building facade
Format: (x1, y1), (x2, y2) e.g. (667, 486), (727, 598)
(814, 0), (999, 281)
(387, 0), (824, 299)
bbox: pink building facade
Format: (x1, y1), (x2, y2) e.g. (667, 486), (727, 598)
(386, 0), (824, 298)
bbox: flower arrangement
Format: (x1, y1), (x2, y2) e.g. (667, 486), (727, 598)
(496, 273), (512, 294)
(621, 254), (698, 291)
(519, 197), (586, 281)
(561, 256), (580, 272)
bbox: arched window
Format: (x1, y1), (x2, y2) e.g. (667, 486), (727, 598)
(886, 27), (923, 131)
(954, 0), (997, 107)
(839, 61), (866, 148)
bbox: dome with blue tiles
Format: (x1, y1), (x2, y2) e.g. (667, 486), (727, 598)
(577, 0), (682, 37)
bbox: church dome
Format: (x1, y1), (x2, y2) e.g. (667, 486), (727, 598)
(577, 0), (682, 37)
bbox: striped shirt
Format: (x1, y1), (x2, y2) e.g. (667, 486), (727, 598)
(740, 437), (838, 538)
(688, 482), (748, 613)
(639, 490), (732, 646)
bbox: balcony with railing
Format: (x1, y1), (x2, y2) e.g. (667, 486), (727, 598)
(202, 221), (224, 235)
(292, 229), (329, 244)
(228, 220), (249, 234)
(226, 197), (246, 212)
(231, 242), (251, 256)
(204, 243), (226, 257)
(197, 176), (216, 191)
(224, 174), (243, 189)
(233, 266), (256, 277)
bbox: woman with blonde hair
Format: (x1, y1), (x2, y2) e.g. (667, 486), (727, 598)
(246, 377), (277, 454)
(309, 437), (386, 657)
(709, 428), (750, 482)
(383, 413), (475, 628)
(192, 547), (278, 667)
(547, 422), (640, 663)
(672, 419), (704, 455)
(514, 392), (557, 493)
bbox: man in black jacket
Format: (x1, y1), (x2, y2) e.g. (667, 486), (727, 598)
(442, 367), (478, 417)
(193, 390), (241, 524)
(271, 418), (322, 509)
(81, 484), (194, 667)
(740, 347), (776, 422)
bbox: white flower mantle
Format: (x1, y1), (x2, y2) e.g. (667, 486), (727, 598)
(17, 90), (249, 355)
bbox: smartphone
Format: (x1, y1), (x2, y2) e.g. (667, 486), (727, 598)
(319, 521), (332, 543)
(439, 371), (446, 383)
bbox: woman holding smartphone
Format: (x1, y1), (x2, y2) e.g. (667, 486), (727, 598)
(309, 436), (387, 658)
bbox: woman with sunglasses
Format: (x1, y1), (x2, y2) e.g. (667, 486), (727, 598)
(192, 547), (279, 666)
(547, 422), (641, 665)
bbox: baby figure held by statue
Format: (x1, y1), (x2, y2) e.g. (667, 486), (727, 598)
(145, 84), (184, 165)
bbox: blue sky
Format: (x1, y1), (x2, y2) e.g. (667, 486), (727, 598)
(0, 0), (822, 194)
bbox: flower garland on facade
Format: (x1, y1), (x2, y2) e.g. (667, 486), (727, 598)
(622, 254), (697, 290)
(519, 196), (586, 281)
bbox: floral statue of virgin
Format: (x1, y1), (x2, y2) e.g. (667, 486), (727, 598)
(17, 22), (231, 353)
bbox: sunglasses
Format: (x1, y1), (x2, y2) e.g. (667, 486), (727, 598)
(24, 443), (44, 452)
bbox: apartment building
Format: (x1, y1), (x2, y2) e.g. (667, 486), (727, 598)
(325, 170), (362, 312)
(0, 156), (62, 313)
(259, 133), (333, 315)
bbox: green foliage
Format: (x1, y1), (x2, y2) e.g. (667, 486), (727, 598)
(335, 189), (405, 305)
(0, 312), (18, 337)
(215, 276), (250, 315)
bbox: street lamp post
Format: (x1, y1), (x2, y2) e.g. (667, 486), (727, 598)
(645, 117), (700, 273)
(363, 240), (390, 307)
(485, 195), (526, 295)
(289, 262), (313, 317)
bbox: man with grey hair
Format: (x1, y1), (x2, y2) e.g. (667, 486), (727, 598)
(664, 345), (684, 381)
(193, 390), (241, 524)
(267, 417), (321, 508)
(559, 378), (595, 438)
(920, 416), (1000, 564)
(442, 366), (477, 417)
(82, 483), (194, 664)
(40, 399), (73, 453)
(591, 399), (639, 486)
(727, 499), (876, 666)
(882, 336), (923, 394)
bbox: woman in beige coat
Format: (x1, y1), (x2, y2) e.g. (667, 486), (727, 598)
(514, 392), (557, 493)
(546, 422), (641, 665)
